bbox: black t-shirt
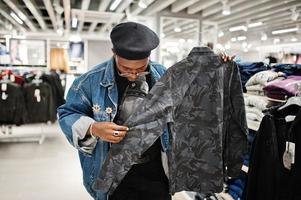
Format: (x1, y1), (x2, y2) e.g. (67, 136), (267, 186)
(113, 62), (161, 160)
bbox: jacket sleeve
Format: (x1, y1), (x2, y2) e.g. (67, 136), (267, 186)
(57, 78), (97, 155)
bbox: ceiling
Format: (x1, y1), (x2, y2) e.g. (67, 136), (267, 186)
(0, 0), (300, 44)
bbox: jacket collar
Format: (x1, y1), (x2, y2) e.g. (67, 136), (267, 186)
(188, 46), (214, 56)
(100, 57), (161, 87)
(100, 57), (115, 87)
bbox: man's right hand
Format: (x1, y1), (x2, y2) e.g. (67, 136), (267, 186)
(90, 122), (129, 143)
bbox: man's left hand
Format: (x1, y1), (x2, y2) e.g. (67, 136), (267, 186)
(220, 52), (235, 62)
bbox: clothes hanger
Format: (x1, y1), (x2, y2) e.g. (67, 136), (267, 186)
(278, 83), (301, 111)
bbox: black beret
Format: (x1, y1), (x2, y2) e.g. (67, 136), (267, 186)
(110, 22), (159, 60)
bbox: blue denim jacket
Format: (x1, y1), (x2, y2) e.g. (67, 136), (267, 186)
(57, 58), (169, 200)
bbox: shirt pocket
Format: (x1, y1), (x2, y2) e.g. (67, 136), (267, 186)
(93, 110), (109, 121)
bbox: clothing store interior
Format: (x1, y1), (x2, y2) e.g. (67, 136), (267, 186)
(1, 0), (301, 200)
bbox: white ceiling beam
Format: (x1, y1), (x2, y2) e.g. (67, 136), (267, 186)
(77, 0), (91, 32)
(171, 0), (200, 13)
(99, 0), (133, 34)
(212, 0), (275, 21)
(141, 0), (177, 16)
(220, 12), (291, 30)
(130, 0), (156, 15)
(216, 0), (297, 24)
(63, 0), (71, 33)
(88, 0), (111, 33)
(3, 0), (37, 32)
(116, 0), (133, 13)
(42, 0), (57, 31)
(22, 0), (47, 30)
(0, 9), (26, 32)
(202, 0), (247, 18)
(187, 0), (220, 14)
(219, 5), (298, 28)
(219, 2), (301, 30)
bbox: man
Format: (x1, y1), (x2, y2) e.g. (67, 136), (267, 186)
(58, 21), (232, 200)
(58, 22), (170, 200)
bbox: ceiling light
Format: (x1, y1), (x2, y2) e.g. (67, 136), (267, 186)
(179, 38), (185, 43)
(225, 42), (231, 50)
(174, 27), (181, 32)
(10, 12), (23, 24)
(272, 27), (298, 34)
(109, 0), (122, 11)
(161, 33), (165, 38)
(243, 48), (248, 52)
(222, 0), (231, 15)
(261, 33), (267, 41)
(56, 28), (63, 36)
(273, 38), (280, 44)
(229, 25), (247, 32)
(71, 17), (78, 28)
(231, 37), (237, 42)
(187, 39), (194, 43)
(237, 36), (247, 41)
(248, 22), (263, 28)
(247, 43), (252, 48)
(138, 0), (148, 8)
(218, 31), (224, 37)
(291, 37), (298, 42)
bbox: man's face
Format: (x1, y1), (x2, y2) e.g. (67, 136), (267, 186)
(115, 54), (149, 81)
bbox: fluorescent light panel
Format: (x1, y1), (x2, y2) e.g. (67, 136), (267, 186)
(272, 27), (298, 35)
(229, 25), (247, 32)
(10, 12), (23, 24)
(110, 0), (122, 11)
(248, 22), (263, 28)
(237, 36), (247, 41)
(72, 17), (78, 28)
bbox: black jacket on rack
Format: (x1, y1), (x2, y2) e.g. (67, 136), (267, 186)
(23, 82), (55, 123)
(246, 105), (301, 200)
(41, 72), (65, 109)
(0, 82), (27, 125)
(95, 47), (248, 195)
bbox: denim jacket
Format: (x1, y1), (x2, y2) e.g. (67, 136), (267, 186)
(57, 58), (169, 200)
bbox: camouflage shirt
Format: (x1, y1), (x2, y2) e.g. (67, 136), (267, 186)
(94, 47), (248, 195)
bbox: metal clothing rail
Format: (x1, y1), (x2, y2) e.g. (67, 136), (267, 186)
(0, 123), (48, 144)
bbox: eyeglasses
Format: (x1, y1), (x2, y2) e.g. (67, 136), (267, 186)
(118, 71), (150, 78)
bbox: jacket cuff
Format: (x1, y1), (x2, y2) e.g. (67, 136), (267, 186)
(72, 116), (97, 155)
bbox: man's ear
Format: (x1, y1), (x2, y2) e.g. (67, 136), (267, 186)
(112, 48), (116, 56)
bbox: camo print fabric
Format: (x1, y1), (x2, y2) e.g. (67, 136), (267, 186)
(93, 47), (248, 195)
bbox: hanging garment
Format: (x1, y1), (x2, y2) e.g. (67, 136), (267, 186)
(23, 82), (55, 123)
(245, 105), (301, 200)
(0, 82), (27, 125)
(94, 47), (248, 195)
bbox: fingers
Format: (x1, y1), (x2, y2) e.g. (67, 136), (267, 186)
(111, 124), (129, 131)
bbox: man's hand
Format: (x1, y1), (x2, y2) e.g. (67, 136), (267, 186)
(220, 52), (235, 62)
(90, 122), (129, 143)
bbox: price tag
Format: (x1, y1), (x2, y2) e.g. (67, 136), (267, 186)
(1, 83), (7, 91)
(1, 92), (8, 100)
(10, 75), (15, 82)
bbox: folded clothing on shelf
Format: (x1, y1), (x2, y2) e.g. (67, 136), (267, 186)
(263, 75), (301, 100)
(273, 64), (301, 76)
